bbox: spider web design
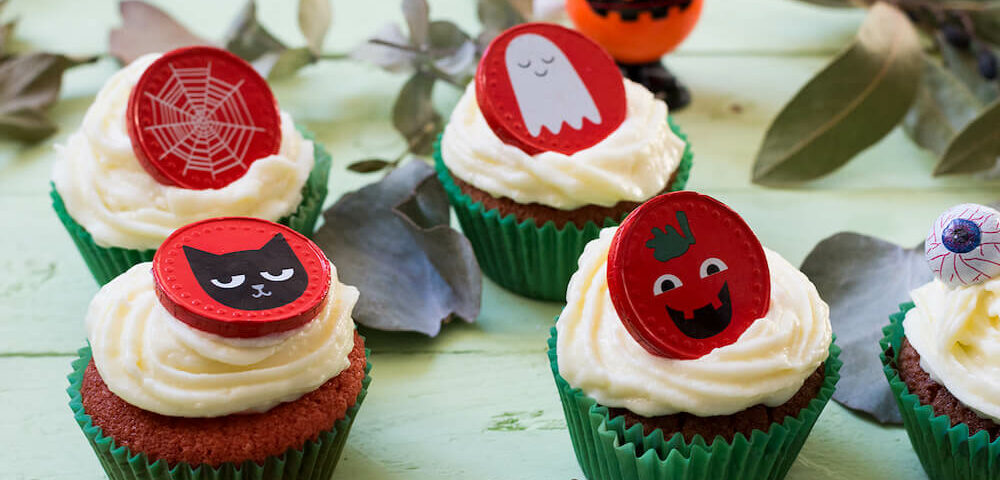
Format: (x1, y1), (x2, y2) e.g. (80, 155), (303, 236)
(926, 204), (1000, 286)
(143, 62), (266, 179)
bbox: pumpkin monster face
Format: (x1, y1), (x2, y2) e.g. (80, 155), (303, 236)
(566, 0), (704, 64)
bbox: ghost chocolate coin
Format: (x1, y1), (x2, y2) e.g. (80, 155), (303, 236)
(476, 23), (626, 155)
(607, 192), (771, 359)
(153, 217), (331, 338)
(127, 46), (281, 190)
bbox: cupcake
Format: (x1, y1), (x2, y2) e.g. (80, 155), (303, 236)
(52, 46), (331, 285)
(549, 192), (839, 479)
(436, 23), (692, 301)
(67, 217), (369, 479)
(881, 203), (1000, 480)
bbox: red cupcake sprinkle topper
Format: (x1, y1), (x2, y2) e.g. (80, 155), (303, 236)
(607, 192), (771, 359)
(476, 23), (626, 155)
(127, 46), (282, 190)
(153, 217), (331, 338)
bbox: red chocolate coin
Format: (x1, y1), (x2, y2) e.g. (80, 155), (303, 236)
(127, 46), (281, 190)
(607, 192), (771, 359)
(153, 217), (331, 338)
(476, 23), (626, 155)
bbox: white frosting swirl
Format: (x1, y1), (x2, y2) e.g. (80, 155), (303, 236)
(556, 227), (832, 417)
(440, 79), (685, 210)
(85, 262), (358, 418)
(52, 54), (314, 250)
(904, 278), (1000, 422)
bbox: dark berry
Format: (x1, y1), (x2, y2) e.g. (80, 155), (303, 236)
(943, 218), (981, 254)
(978, 49), (998, 80)
(942, 24), (972, 49)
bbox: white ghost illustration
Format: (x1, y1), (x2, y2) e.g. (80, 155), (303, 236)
(504, 33), (602, 137)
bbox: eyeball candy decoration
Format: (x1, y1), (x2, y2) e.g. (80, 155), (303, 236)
(925, 203), (1000, 288)
(476, 23), (626, 155)
(127, 46), (282, 190)
(607, 192), (771, 359)
(153, 217), (331, 338)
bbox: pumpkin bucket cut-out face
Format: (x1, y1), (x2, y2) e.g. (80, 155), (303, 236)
(566, 0), (704, 64)
(153, 217), (330, 338)
(607, 192), (771, 359)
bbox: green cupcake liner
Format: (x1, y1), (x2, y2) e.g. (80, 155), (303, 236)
(880, 302), (1000, 480)
(51, 125), (332, 285)
(548, 326), (841, 480)
(67, 342), (371, 480)
(435, 117), (693, 301)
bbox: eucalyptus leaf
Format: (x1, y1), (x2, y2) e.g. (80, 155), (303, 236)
(393, 72), (442, 155)
(109, 1), (210, 65)
(971, 4), (1000, 46)
(751, 2), (922, 185)
(934, 99), (1000, 175)
(267, 47), (315, 80)
(347, 158), (393, 173)
(224, 1), (286, 65)
(0, 20), (16, 55)
(477, 0), (526, 47)
(789, 0), (861, 7)
(801, 232), (933, 424)
(428, 21), (476, 78)
(297, 0), (332, 54)
(903, 56), (982, 156)
(313, 159), (481, 336)
(0, 53), (97, 142)
(350, 23), (418, 73)
(938, 34), (1000, 105)
(402, 0), (430, 48)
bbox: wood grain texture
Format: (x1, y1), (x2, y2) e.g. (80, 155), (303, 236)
(0, 0), (975, 478)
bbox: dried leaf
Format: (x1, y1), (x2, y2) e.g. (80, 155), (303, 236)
(938, 34), (1000, 105)
(109, 1), (210, 65)
(801, 232), (933, 424)
(0, 53), (97, 142)
(347, 158), (393, 173)
(313, 160), (481, 336)
(350, 23), (418, 73)
(402, 0), (430, 48)
(934, 99), (1000, 175)
(267, 47), (315, 80)
(393, 72), (441, 155)
(477, 0), (526, 48)
(752, 2), (922, 184)
(298, 0), (332, 54)
(903, 56), (982, 156)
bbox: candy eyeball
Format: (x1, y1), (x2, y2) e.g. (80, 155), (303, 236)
(925, 204), (1000, 287)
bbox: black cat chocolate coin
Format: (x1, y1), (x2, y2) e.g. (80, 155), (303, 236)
(153, 217), (330, 338)
(127, 46), (282, 190)
(476, 23), (626, 155)
(607, 192), (771, 360)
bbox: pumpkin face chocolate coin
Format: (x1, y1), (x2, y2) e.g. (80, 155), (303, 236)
(607, 192), (770, 359)
(153, 217), (330, 338)
(476, 23), (626, 155)
(127, 46), (281, 190)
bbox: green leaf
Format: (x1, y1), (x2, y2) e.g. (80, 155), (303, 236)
(970, 4), (1000, 46)
(392, 72), (442, 155)
(934, 99), (1000, 175)
(428, 21), (476, 78)
(347, 158), (393, 173)
(402, 0), (430, 48)
(903, 56), (983, 156)
(477, 0), (526, 47)
(938, 33), (1000, 105)
(313, 159), (481, 336)
(109, 1), (210, 65)
(224, 0), (286, 64)
(350, 23), (418, 73)
(297, 0), (332, 54)
(752, 2), (923, 185)
(0, 53), (97, 142)
(267, 47), (315, 80)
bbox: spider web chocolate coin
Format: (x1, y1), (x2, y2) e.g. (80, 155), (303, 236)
(127, 46), (281, 190)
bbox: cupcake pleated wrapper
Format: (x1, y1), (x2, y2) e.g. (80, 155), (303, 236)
(547, 326), (841, 480)
(67, 343), (371, 480)
(881, 302), (1000, 480)
(51, 125), (332, 286)
(435, 116), (693, 301)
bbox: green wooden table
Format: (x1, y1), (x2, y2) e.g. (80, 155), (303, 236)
(3, 0), (993, 478)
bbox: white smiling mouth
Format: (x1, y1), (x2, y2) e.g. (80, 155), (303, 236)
(534, 69), (548, 77)
(251, 284), (272, 298)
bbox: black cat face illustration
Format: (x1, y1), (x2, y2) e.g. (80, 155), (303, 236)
(183, 234), (309, 311)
